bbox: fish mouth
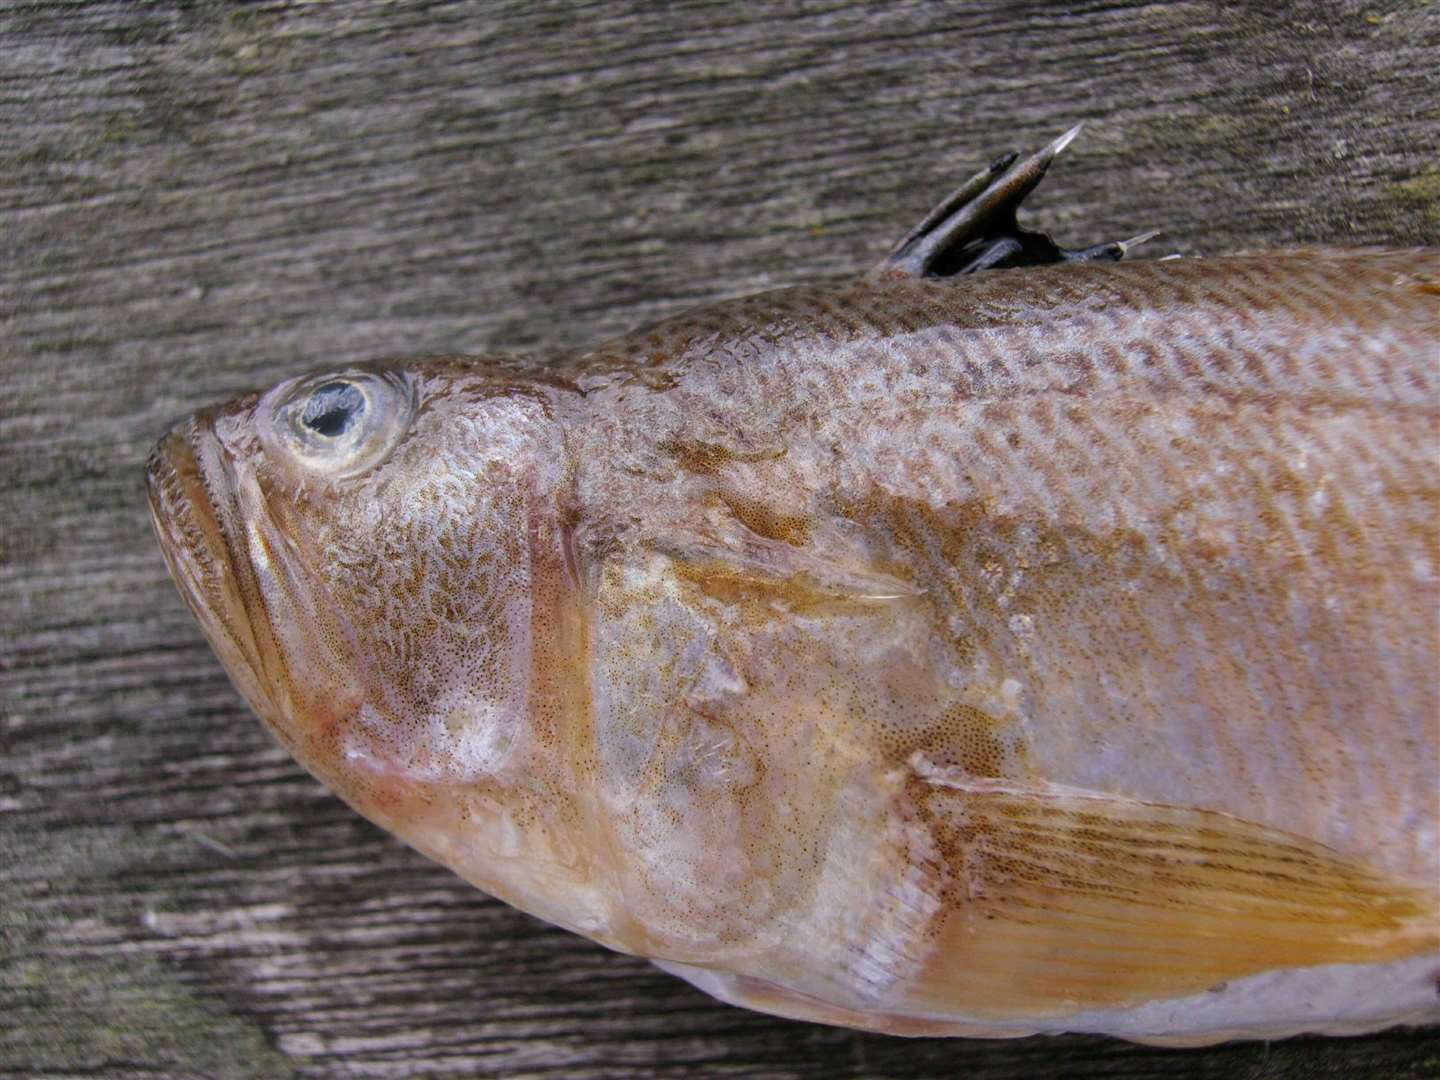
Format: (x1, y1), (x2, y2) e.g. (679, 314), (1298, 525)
(145, 416), (290, 733)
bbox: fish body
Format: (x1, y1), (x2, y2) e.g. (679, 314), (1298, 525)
(147, 143), (1440, 1044)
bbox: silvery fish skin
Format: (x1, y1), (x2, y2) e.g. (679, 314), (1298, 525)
(146, 139), (1440, 1045)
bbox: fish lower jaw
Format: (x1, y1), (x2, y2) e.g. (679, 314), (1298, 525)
(654, 951), (1440, 1044)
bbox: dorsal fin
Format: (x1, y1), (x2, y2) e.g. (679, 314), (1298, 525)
(875, 125), (1156, 278)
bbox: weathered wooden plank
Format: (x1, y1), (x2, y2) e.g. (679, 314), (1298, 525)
(2, 1), (1437, 1077)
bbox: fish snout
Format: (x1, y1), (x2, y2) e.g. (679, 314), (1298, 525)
(145, 417), (281, 732)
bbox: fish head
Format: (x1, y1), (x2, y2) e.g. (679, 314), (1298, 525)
(146, 360), (606, 931)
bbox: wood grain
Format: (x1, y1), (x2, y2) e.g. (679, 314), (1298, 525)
(3, 1), (1437, 1076)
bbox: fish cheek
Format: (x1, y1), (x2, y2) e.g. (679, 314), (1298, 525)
(175, 384), (611, 934)
(264, 445), (533, 785)
(253, 487), (605, 932)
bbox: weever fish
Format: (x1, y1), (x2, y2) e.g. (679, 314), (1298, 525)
(146, 129), (1440, 1045)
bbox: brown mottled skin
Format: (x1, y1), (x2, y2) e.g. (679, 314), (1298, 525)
(147, 249), (1440, 1043)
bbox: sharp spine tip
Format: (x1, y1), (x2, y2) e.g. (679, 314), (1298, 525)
(1046, 122), (1085, 159)
(1117, 229), (1161, 256)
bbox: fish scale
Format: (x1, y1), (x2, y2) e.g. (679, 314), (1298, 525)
(566, 251), (1438, 1027)
(577, 268), (1438, 868)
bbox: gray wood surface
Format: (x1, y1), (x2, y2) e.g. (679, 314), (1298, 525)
(3, 1), (1438, 1077)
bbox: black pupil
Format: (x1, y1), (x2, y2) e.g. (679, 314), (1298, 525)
(300, 382), (365, 437)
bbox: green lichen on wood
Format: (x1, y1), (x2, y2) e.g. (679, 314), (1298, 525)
(3, 953), (298, 1080)
(0, 828), (299, 1079)
(1392, 169), (1440, 226)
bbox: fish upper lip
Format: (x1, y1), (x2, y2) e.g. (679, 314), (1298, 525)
(146, 416), (274, 715)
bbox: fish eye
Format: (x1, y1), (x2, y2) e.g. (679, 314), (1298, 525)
(260, 369), (414, 479)
(300, 381), (366, 438)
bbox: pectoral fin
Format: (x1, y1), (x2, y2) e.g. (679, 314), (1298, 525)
(904, 766), (1439, 1018)
(651, 766), (1437, 1040)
